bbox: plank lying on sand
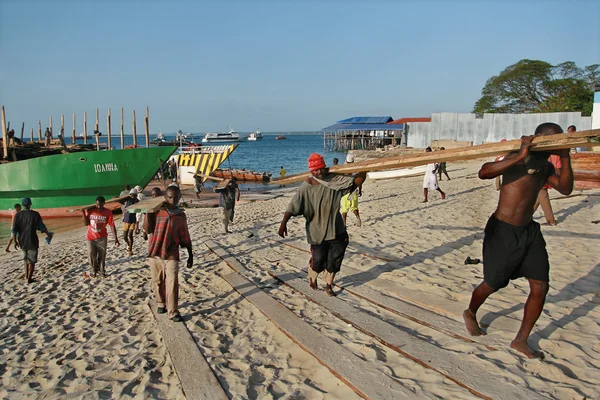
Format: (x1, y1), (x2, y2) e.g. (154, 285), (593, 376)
(125, 197), (165, 213)
(270, 270), (546, 400)
(275, 259), (501, 350)
(271, 129), (600, 185)
(67, 194), (130, 212)
(203, 240), (417, 399)
(148, 300), (228, 400)
(221, 271), (417, 399)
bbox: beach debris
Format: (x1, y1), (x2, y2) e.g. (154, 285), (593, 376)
(464, 257), (481, 265)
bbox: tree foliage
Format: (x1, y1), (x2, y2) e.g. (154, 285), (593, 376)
(473, 60), (599, 116)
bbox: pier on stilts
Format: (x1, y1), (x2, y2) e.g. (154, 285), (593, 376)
(321, 116), (405, 152)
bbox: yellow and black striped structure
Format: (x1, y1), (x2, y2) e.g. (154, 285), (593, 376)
(174, 144), (238, 182)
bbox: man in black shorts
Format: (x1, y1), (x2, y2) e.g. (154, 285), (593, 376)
(12, 197), (53, 284)
(463, 123), (573, 359)
(278, 153), (366, 296)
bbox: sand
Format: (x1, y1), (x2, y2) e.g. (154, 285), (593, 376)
(1, 159), (598, 399)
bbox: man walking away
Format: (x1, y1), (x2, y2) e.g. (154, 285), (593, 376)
(12, 198), (53, 284)
(120, 188), (139, 256)
(438, 147), (451, 181)
(463, 123), (573, 359)
(422, 147), (446, 202)
(215, 177), (240, 234)
(144, 186), (193, 322)
(5, 203), (22, 252)
(83, 196), (120, 277)
(278, 153), (366, 296)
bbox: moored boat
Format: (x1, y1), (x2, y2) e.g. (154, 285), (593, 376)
(275, 134), (286, 140)
(173, 144), (239, 185)
(0, 146), (177, 218)
(212, 168), (271, 182)
(367, 165), (428, 181)
(202, 127), (240, 143)
(247, 129), (263, 141)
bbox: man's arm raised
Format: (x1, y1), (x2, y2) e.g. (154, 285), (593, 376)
(547, 150), (573, 196)
(478, 136), (534, 179)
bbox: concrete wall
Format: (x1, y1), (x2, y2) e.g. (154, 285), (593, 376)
(406, 112), (592, 149)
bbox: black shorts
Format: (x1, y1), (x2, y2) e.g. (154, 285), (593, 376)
(483, 215), (549, 290)
(310, 232), (349, 274)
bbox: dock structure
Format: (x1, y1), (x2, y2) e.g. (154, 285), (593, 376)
(322, 116), (405, 151)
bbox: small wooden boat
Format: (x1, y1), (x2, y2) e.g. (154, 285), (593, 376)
(572, 152), (600, 189)
(275, 134), (287, 140)
(367, 165), (428, 181)
(212, 168), (272, 182)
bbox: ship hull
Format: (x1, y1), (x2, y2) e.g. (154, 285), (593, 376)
(0, 146), (177, 217)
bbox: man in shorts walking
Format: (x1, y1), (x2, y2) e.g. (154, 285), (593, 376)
(11, 198), (53, 284)
(121, 188), (139, 256)
(83, 196), (120, 277)
(278, 153), (366, 296)
(463, 123), (573, 359)
(422, 147), (446, 203)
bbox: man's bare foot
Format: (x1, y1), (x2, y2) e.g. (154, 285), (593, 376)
(309, 278), (317, 290)
(463, 309), (486, 336)
(510, 340), (544, 359)
(325, 285), (336, 297)
(422, 199), (428, 203)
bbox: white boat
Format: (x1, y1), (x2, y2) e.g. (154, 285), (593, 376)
(176, 130), (198, 140)
(202, 127), (240, 143)
(247, 129), (263, 141)
(367, 165), (429, 181)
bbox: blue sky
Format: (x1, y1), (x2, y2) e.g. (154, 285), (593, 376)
(1, 0), (598, 133)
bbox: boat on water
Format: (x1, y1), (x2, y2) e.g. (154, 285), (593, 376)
(172, 144), (239, 185)
(212, 168), (271, 182)
(176, 130), (198, 140)
(202, 127), (240, 143)
(0, 144), (177, 218)
(275, 134), (287, 140)
(367, 165), (429, 181)
(247, 129), (263, 141)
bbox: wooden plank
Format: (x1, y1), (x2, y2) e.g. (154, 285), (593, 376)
(270, 270), (546, 400)
(67, 194), (131, 212)
(148, 300), (228, 400)
(221, 271), (417, 399)
(276, 260), (502, 350)
(125, 197), (165, 214)
(272, 129), (600, 185)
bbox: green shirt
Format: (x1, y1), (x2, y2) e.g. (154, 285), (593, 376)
(286, 173), (355, 244)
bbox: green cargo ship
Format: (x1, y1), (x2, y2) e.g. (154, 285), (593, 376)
(0, 146), (177, 218)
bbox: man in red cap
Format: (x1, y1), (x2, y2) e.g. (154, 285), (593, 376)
(278, 153), (366, 296)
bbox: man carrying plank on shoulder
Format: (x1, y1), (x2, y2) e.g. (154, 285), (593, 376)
(144, 186), (193, 322)
(278, 153), (366, 297)
(463, 123), (573, 359)
(83, 196), (120, 277)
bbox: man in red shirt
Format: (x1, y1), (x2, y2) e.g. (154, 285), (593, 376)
(83, 196), (120, 277)
(144, 186), (193, 322)
(533, 155), (562, 225)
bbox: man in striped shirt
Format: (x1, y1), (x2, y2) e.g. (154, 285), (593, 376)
(144, 186), (193, 322)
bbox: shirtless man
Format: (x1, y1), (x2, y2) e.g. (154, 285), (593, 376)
(463, 123), (573, 359)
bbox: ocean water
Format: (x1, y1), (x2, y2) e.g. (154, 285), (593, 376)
(25, 132), (346, 177)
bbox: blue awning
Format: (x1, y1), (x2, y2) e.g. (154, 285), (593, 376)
(336, 116), (394, 124)
(322, 123), (404, 131)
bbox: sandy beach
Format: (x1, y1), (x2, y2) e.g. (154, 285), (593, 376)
(1, 158), (599, 399)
